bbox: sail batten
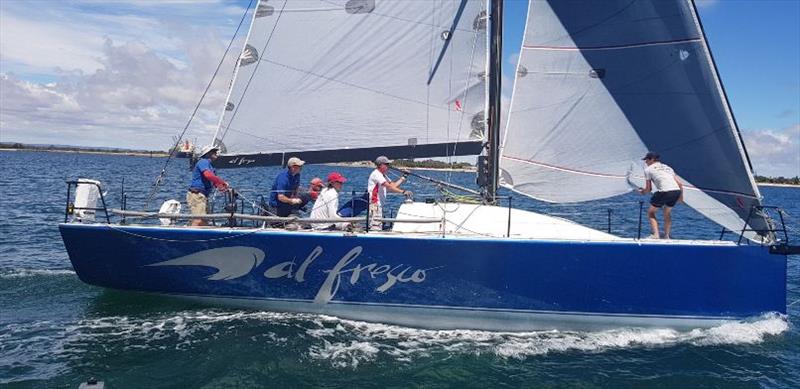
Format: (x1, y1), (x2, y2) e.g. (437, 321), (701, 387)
(501, 0), (771, 241)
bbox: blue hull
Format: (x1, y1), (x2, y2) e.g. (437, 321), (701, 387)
(59, 223), (786, 331)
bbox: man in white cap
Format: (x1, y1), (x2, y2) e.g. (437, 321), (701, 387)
(269, 156), (306, 217)
(187, 145), (228, 226)
(367, 156), (412, 230)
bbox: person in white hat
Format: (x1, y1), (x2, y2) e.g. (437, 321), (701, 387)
(269, 156), (306, 217)
(367, 156), (412, 230)
(187, 145), (228, 226)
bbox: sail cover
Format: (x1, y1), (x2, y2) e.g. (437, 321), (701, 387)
(213, 0), (488, 166)
(500, 0), (771, 240)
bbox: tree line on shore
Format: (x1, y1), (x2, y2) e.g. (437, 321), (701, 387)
(1, 142), (166, 156)
(391, 159), (474, 170)
(753, 175), (800, 185)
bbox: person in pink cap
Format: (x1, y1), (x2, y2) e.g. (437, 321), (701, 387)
(308, 177), (324, 201)
(309, 172), (349, 230)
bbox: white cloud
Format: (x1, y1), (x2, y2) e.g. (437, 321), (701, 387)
(0, 0), (247, 149)
(0, 11), (107, 74)
(742, 124), (800, 177)
(0, 35), (234, 149)
(0, 0), (245, 75)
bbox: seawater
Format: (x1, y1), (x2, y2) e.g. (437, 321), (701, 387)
(1, 150), (798, 388)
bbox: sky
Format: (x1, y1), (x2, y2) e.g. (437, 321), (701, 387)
(0, 0), (798, 177)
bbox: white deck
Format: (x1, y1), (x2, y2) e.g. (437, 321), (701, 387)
(394, 202), (624, 241)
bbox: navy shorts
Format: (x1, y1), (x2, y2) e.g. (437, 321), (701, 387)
(650, 190), (681, 208)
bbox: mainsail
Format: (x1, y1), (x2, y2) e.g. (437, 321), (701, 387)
(213, 0), (488, 167)
(500, 0), (772, 240)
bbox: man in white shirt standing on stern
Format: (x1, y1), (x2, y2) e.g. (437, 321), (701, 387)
(310, 172), (349, 230)
(367, 156), (412, 231)
(639, 152), (684, 240)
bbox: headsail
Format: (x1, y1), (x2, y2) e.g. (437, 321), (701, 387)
(213, 0), (488, 167)
(500, 0), (771, 241)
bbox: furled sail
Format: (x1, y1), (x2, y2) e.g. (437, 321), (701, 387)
(213, 0), (488, 167)
(500, 0), (772, 240)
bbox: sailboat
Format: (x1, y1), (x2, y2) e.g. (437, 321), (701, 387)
(60, 0), (793, 331)
(170, 137), (196, 159)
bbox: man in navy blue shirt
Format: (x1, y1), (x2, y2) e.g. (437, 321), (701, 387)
(188, 145), (228, 226)
(269, 157), (305, 217)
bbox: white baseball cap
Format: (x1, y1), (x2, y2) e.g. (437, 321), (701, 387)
(375, 156), (392, 165)
(287, 157), (305, 167)
(198, 145), (219, 158)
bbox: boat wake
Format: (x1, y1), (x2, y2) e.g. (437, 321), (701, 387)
(2, 309), (788, 382)
(304, 312), (790, 367)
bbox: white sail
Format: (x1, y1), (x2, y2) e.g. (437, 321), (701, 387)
(501, 0), (771, 240)
(214, 0), (488, 164)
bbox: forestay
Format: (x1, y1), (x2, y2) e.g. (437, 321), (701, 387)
(213, 0), (488, 167)
(500, 0), (772, 241)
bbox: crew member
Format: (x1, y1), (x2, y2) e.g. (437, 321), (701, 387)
(187, 145), (228, 226)
(367, 156), (412, 230)
(310, 172), (348, 230)
(269, 157), (305, 217)
(639, 152), (684, 239)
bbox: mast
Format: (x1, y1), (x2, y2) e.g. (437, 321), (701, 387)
(485, 0), (503, 203)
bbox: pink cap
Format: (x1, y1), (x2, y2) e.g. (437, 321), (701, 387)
(327, 172), (347, 183)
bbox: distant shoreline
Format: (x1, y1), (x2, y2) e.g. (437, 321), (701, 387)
(0, 147), (169, 158)
(757, 182), (800, 188)
(1, 146), (794, 182)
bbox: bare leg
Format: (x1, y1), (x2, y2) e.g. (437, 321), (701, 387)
(663, 206), (673, 239)
(647, 206), (660, 238)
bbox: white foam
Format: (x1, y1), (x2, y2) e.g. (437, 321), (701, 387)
(0, 268), (76, 279)
(308, 341), (380, 368)
(300, 313), (791, 365)
(685, 313), (790, 345)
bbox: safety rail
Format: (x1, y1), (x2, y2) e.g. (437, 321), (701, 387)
(738, 205), (790, 245)
(64, 180), (110, 223)
(65, 181), (796, 250)
(108, 209), (442, 225)
(738, 205), (800, 254)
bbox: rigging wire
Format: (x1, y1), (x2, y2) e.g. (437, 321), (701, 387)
(144, 0), (255, 210)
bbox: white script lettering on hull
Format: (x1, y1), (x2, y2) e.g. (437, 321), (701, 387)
(148, 245), (435, 303)
(147, 246), (265, 280)
(263, 246), (431, 304)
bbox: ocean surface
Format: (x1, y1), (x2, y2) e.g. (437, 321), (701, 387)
(1, 150), (798, 388)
